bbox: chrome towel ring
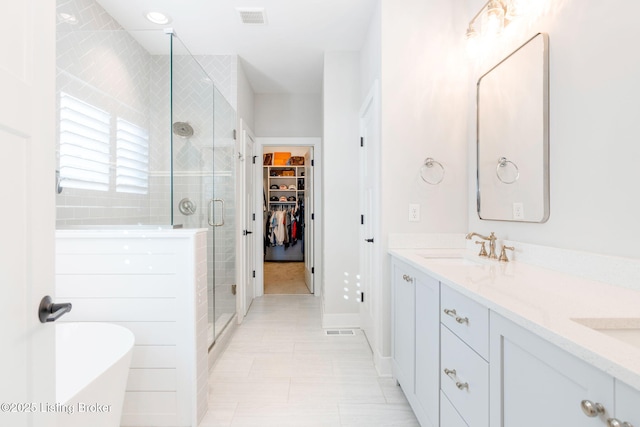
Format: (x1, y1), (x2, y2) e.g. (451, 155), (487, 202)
(420, 157), (445, 185)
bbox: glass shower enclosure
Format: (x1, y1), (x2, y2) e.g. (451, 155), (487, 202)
(55, 21), (235, 347)
(169, 35), (237, 345)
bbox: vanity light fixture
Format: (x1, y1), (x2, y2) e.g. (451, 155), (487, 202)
(466, 0), (524, 41)
(145, 11), (172, 25)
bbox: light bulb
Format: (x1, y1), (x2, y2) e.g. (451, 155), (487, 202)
(506, 0), (528, 20)
(465, 26), (479, 57)
(483, 0), (505, 36)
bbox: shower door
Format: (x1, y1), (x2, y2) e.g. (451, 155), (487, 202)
(170, 35), (236, 347)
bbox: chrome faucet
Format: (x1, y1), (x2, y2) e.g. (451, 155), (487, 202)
(465, 231), (498, 259)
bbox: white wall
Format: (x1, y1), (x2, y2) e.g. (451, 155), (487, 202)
(466, 0), (640, 259)
(237, 59), (255, 132)
(381, 0), (468, 236)
(377, 0), (469, 359)
(322, 52), (361, 323)
(254, 94), (322, 137)
(360, 0), (381, 104)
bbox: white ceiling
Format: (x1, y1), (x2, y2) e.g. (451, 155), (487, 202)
(95, 0), (377, 94)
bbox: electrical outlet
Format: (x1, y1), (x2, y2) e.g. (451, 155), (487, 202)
(409, 204), (420, 222)
(513, 202), (524, 220)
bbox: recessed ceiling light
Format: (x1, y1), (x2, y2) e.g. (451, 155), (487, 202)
(58, 12), (78, 24)
(145, 11), (172, 25)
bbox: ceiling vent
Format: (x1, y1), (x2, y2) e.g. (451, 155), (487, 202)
(236, 8), (267, 25)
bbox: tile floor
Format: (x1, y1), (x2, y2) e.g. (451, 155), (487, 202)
(198, 295), (420, 426)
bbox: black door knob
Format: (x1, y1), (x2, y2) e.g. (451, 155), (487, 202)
(365, 238), (374, 243)
(38, 296), (72, 323)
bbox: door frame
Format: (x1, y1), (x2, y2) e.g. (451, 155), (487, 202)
(254, 137), (322, 298)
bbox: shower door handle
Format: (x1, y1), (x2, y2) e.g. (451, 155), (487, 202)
(208, 199), (225, 227)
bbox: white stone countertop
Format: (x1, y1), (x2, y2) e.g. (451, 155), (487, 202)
(389, 248), (640, 391)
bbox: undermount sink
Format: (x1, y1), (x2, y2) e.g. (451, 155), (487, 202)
(418, 254), (488, 266)
(572, 318), (640, 350)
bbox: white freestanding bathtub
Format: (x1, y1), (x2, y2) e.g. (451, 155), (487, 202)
(56, 322), (134, 427)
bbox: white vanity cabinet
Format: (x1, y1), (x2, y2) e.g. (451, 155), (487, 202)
(391, 258), (440, 427)
(390, 250), (640, 427)
(489, 312), (615, 427)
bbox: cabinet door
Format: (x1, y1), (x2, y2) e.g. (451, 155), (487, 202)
(615, 380), (640, 427)
(415, 274), (440, 427)
(391, 260), (415, 391)
(490, 313), (614, 427)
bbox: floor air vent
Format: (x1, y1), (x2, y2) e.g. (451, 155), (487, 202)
(325, 329), (356, 336)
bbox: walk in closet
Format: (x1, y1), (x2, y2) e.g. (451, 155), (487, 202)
(262, 147), (311, 294)
(264, 165), (305, 261)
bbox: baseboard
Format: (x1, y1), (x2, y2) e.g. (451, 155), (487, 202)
(322, 313), (360, 329)
(374, 351), (392, 377)
(208, 314), (238, 371)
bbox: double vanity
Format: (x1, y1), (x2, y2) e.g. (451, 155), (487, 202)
(390, 243), (640, 427)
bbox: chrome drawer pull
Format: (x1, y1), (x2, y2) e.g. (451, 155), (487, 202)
(402, 274), (413, 283)
(456, 381), (469, 390)
(444, 308), (469, 325)
(608, 419), (634, 427)
(444, 368), (469, 391)
(581, 400), (605, 418)
(455, 316), (469, 325)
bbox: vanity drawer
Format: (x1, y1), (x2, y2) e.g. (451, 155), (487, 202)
(441, 391), (469, 427)
(441, 326), (488, 427)
(441, 284), (489, 359)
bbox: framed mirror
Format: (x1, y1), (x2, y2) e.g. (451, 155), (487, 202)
(477, 32), (549, 222)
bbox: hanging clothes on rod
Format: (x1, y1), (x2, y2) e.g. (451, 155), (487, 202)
(264, 201), (304, 261)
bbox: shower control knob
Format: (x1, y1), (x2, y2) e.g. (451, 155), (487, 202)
(178, 198), (196, 216)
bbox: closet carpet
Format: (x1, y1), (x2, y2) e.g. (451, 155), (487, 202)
(264, 262), (310, 294)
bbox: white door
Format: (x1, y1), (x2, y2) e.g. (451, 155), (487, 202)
(303, 149), (314, 293)
(243, 128), (256, 315)
(0, 2), (56, 426)
(358, 85), (379, 342)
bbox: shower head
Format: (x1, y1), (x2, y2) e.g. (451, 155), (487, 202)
(172, 121), (194, 138)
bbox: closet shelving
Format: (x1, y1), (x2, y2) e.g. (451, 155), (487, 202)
(263, 164), (306, 262)
(265, 166), (305, 205)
